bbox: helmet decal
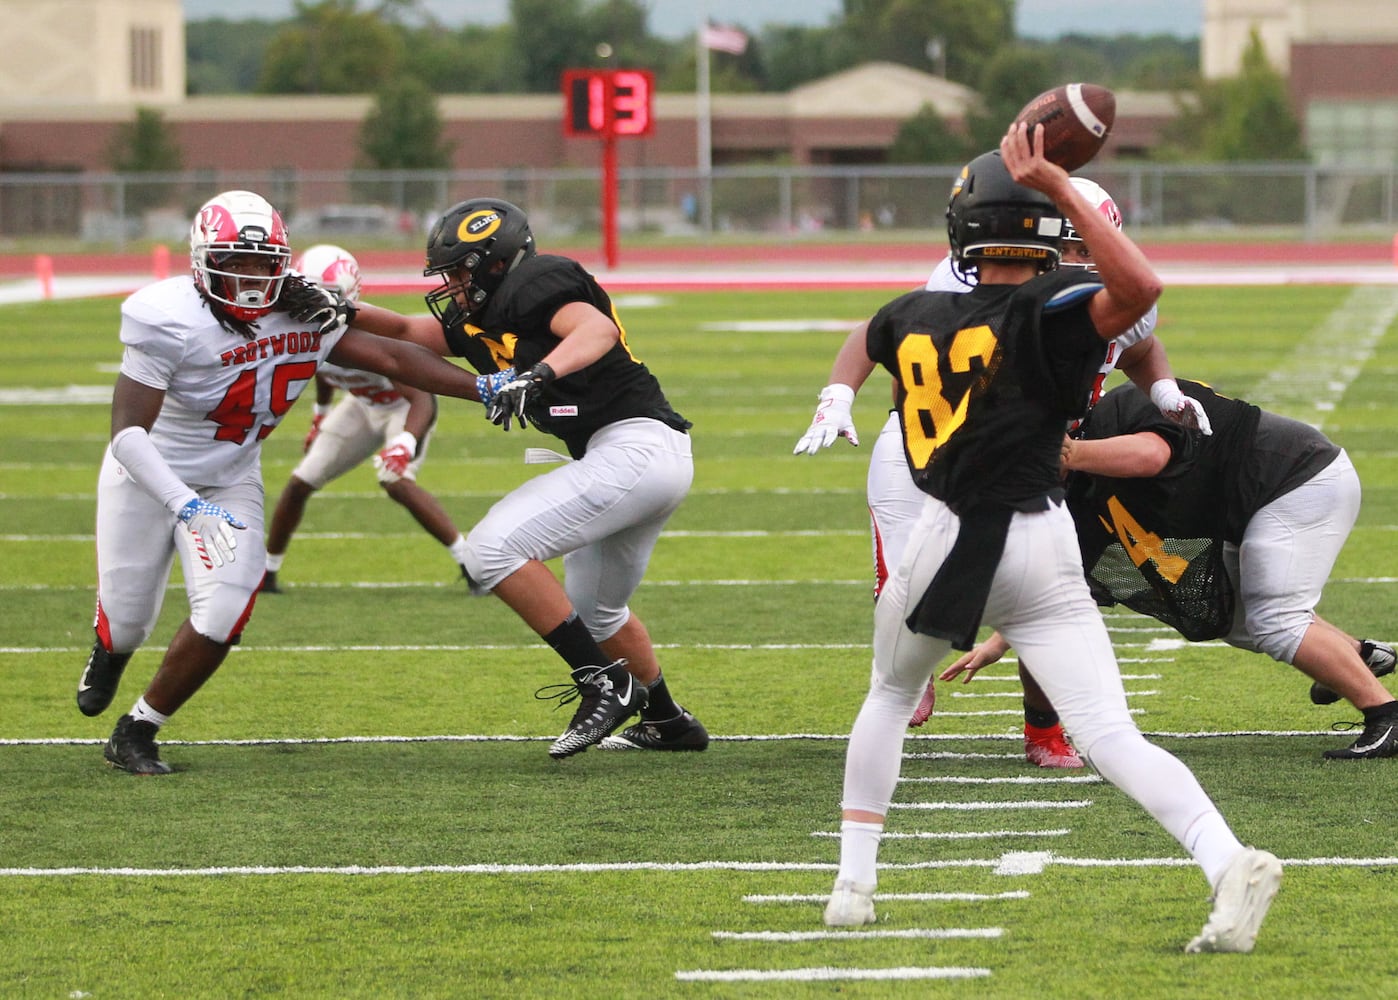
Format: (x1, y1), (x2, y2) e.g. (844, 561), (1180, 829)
(458, 209), (504, 243)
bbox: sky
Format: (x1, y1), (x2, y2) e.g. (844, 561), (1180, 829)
(182, 0), (1204, 40)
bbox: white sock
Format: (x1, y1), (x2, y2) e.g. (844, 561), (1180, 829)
(1184, 812), (1247, 889)
(447, 534), (470, 565)
(130, 697), (170, 728)
(265, 552), (285, 572)
(1087, 728), (1243, 886)
(838, 820), (883, 886)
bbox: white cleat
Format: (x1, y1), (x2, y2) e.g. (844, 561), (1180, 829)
(823, 880), (876, 927)
(1185, 848), (1282, 953)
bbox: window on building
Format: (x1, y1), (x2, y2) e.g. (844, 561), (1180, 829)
(130, 27), (162, 92)
(1308, 100), (1398, 167)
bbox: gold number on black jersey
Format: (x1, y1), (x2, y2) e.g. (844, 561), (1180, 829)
(1104, 495), (1188, 584)
(896, 325), (998, 467)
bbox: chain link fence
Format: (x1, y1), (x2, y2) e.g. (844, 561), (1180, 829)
(2, 163), (1395, 248)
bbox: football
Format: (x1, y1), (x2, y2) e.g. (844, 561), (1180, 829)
(1011, 83), (1116, 172)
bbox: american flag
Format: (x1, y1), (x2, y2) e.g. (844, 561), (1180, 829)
(701, 21), (748, 55)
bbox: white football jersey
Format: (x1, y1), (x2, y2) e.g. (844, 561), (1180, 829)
(119, 277), (348, 486)
(316, 361), (404, 407)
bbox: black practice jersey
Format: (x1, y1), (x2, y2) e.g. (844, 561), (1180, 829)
(1073, 379), (1341, 549)
(865, 268), (1108, 513)
(441, 254), (690, 458)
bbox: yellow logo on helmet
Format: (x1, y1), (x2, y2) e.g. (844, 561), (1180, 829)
(458, 209), (503, 243)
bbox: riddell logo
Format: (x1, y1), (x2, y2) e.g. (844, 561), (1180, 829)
(548, 405), (579, 417)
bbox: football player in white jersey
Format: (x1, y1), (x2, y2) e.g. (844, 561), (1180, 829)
(77, 191), (490, 775)
(262, 244), (471, 592)
(796, 176), (1208, 769)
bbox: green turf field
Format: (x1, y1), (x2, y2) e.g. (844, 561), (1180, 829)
(1, 284), (1395, 998)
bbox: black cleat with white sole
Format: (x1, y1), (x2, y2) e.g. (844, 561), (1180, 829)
(538, 660), (647, 759)
(599, 710), (709, 751)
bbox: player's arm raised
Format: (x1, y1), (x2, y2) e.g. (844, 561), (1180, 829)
(1001, 123), (1161, 340)
(352, 302), (452, 355)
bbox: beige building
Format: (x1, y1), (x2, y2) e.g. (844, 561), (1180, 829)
(0, 0), (185, 106)
(1204, 0), (1398, 164)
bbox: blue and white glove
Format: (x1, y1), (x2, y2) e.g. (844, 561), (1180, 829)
(1150, 379), (1212, 436)
(475, 367), (517, 411)
(177, 497), (247, 570)
(488, 362), (556, 431)
(794, 383), (859, 454)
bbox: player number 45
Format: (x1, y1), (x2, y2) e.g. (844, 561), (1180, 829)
(206, 361), (317, 444)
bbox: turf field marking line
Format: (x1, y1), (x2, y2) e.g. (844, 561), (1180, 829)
(890, 800), (1094, 811)
(5, 856), (1394, 878)
(711, 928), (1003, 941)
(674, 967), (992, 982)
(811, 830), (1070, 841)
(0, 728), (1349, 747)
(898, 775), (1101, 784)
(948, 689), (1158, 699)
(744, 890), (1031, 903)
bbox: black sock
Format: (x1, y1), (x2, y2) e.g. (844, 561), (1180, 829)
(542, 613), (610, 673)
(1362, 699), (1398, 724)
(641, 672), (681, 721)
(1024, 700), (1060, 729)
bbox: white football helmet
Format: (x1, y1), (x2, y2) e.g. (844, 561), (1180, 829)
(189, 190), (292, 322)
(295, 243), (362, 305)
(1061, 177), (1123, 270)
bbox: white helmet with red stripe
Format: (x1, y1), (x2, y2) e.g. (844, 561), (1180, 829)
(189, 190), (292, 321)
(295, 243), (363, 304)
(1061, 178), (1123, 270)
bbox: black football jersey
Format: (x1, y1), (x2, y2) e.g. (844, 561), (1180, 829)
(865, 269), (1108, 512)
(1072, 379), (1340, 548)
(441, 254), (690, 458)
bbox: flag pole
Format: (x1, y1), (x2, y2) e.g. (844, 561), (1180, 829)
(696, 8), (713, 236)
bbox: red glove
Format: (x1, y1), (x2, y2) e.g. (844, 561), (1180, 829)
(373, 431), (417, 482)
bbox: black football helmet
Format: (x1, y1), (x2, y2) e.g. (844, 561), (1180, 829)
(423, 198), (536, 322)
(946, 151), (1063, 275)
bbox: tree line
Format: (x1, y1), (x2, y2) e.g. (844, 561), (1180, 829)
(117, 0), (1304, 179)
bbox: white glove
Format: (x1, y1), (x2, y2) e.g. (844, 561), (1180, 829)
(177, 497), (246, 570)
(793, 383), (859, 455)
(373, 431), (416, 482)
(1149, 379), (1212, 436)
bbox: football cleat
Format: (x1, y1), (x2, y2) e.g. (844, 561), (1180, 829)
(1309, 639), (1395, 705)
(599, 709), (709, 751)
(103, 715), (173, 775)
(823, 880), (877, 927)
(261, 570), (282, 594)
(76, 642), (132, 717)
(1025, 722), (1084, 769)
(1322, 711), (1398, 760)
(1185, 848), (1282, 953)
(538, 660), (647, 759)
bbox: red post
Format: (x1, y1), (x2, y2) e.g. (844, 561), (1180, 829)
(152, 243), (170, 280)
(1392, 232), (1398, 267)
(35, 254), (53, 299)
(601, 132), (619, 269)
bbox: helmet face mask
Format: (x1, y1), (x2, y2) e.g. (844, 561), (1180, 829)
(946, 151), (1063, 275)
(423, 198), (535, 323)
(294, 243), (362, 304)
(190, 190), (291, 322)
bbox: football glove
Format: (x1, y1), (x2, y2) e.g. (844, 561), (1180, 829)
(286, 281), (355, 336)
(475, 367), (517, 411)
(793, 383), (859, 454)
(1149, 379), (1212, 436)
(177, 497), (247, 570)
(373, 431), (416, 483)
(487, 362), (555, 431)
